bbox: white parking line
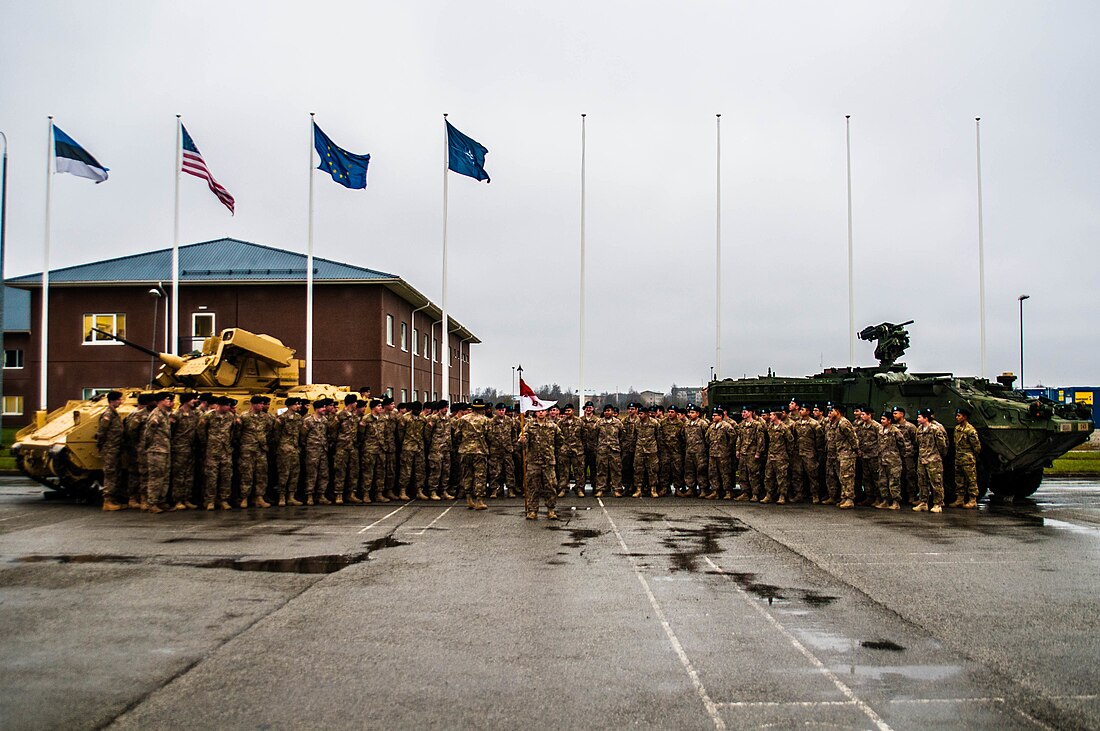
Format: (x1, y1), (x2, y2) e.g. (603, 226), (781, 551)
(356, 505), (408, 534)
(703, 555), (892, 731)
(0, 511), (35, 522)
(598, 498), (726, 731)
(716, 700), (857, 708)
(411, 506), (453, 536)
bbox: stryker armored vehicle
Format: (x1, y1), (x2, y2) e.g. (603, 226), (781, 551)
(706, 321), (1094, 499)
(11, 327), (355, 498)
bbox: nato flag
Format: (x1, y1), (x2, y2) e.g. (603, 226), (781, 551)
(446, 121), (490, 183)
(313, 122), (370, 189)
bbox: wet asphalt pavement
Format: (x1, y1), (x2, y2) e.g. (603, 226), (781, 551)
(0, 476), (1097, 730)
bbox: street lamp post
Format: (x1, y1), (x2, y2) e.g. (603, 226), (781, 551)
(1018, 294), (1030, 390)
(148, 286), (165, 384)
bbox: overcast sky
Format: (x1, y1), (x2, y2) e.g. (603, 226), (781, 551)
(1, 1), (1097, 394)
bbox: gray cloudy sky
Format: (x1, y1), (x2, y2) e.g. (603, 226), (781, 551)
(1, 1), (1097, 394)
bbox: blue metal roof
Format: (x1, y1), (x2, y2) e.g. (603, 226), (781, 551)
(3, 286), (30, 331)
(5, 238), (396, 284)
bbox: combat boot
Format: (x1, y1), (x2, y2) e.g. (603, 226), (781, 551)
(442, 490), (456, 500)
(613, 490), (624, 498)
(466, 493), (476, 509)
(723, 492), (733, 500)
(912, 502), (928, 512)
(489, 488), (500, 499)
(963, 499), (977, 509)
(631, 488), (642, 498)
(887, 500), (900, 510)
(277, 497), (287, 507)
(526, 511), (537, 520)
(837, 498), (855, 509)
(306, 496), (315, 506)
(258, 497), (272, 508)
(147, 505), (164, 514)
(576, 488), (586, 498)
(760, 495), (773, 504)
(239, 499), (249, 509)
(930, 504), (943, 513)
(383, 489), (397, 501)
(735, 493), (750, 502)
(429, 491), (441, 501)
(872, 499), (886, 509)
(398, 490), (411, 502)
(473, 498), (488, 510)
(174, 502), (188, 511)
(777, 496), (786, 505)
(334, 495), (344, 505)
(594, 490), (603, 498)
(127, 498), (141, 510)
(374, 492), (390, 503)
(317, 495), (332, 505)
(702, 490), (716, 500)
(821, 497), (836, 505)
(102, 500), (125, 511)
(547, 509), (558, 520)
(949, 497), (964, 508)
(557, 488), (567, 498)
(650, 490), (659, 498)
(415, 489), (429, 501)
(288, 496), (304, 506)
(347, 493), (363, 504)
(205, 502), (215, 511)
(184, 501), (198, 510)
(219, 501), (232, 510)
(811, 495), (821, 504)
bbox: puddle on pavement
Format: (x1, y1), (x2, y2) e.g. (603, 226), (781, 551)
(796, 628), (853, 653)
(549, 527), (604, 548)
(661, 516), (748, 572)
(843, 663), (960, 681)
(704, 569), (786, 601)
(861, 639), (906, 652)
(16, 554), (139, 566)
(801, 591), (838, 606)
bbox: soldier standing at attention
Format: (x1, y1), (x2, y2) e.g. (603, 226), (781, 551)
(827, 404), (859, 509)
(704, 407), (734, 499)
(735, 406), (765, 501)
(122, 393), (155, 509)
(632, 406), (660, 498)
(398, 402), (427, 501)
(425, 401), (451, 501)
(169, 393), (200, 511)
(487, 403), (515, 498)
(876, 412), (904, 510)
(892, 406), (919, 504)
(580, 401), (599, 494)
(914, 408), (948, 513)
(359, 398), (389, 503)
(97, 391), (126, 511)
(380, 397), (398, 501)
(238, 396), (272, 508)
(658, 406), (684, 496)
(301, 399), (332, 505)
(681, 404), (709, 498)
(332, 394), (362, 504)
(763, 407), (794, 504)
(140, 393), (174, 513)
(557, 404), (587, 498)
(857, 407), (883, 506)
(456, 399), (490, 509)
(620, 403), (639, 493)
(594, 405), (623, 498)
(794, 404), (822, 503)
(273, 397), (305, 506)
(201, 397), (237, 510)
(519, 406), (562, 520)
(951, 407), (982, 509)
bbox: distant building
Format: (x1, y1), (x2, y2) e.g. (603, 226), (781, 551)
(638, 390), (665, 407)
(1024, 386), (1097, 412)
(670, 386), (702, 406)
(3, 238), (478, 426)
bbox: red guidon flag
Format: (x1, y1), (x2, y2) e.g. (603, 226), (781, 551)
(519, 378), (556, 413)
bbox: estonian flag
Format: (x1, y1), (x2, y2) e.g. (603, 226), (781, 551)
(53, 125), (109, 183)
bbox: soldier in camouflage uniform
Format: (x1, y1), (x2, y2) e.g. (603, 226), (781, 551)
(763, 407), (794, 504)
(201, 397), (238, 509)
(620, 403), (639, 492)
(856, 408), (882, 505)
(681, 404), (709, 497)
(704, 408), (735, 499)
(914, 408), (948, 512)
(892, 406), (919, 504)
(594, 405), (623, 498)
(302, 399), (333, 505)
(633, 406), (660, 497)
(658, 406), (684, 496)
(519, 407), (562, 520)
(96, 391), (126, 510)
(141, 393), (174, 513)
(793, 404), (822, 503)
(455, 399), (490, 509)
(273, 397), (305, 506)
(736, 406), (766, 501)
(169, 393), (201, 510)
(380, 397), (398, 501)
(877, 413), (904, 510)
(951, 407), (982, 509)
(398, 402), (427, 501)
(581, 402), (599, 494)
(238, 395), (272, 508)
(122, 393), (155, 508)
(826, 404), (859, 508)
(424, 401), (450, 501)
(360, 398), (389, 503)
(556, 404), (587, 498)
(488, 403), (516, 498)
(331, 395), (363, 504)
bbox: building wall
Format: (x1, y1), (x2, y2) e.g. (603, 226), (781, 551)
(3, 282), (472, 426)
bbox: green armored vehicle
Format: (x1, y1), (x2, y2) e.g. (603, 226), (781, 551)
(11, 327), (355, 498)
(706, 322), (1094, 499)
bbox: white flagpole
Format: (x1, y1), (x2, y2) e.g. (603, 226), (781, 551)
(715, 113), (722, 380)
(306, 113), (315, 384)
(579, 113), (586, 405)
(975, 117), (987, 379)
(171, 115), (181, 355)
(40, 116), (53, 413)
(441, 114), (450, 402)
(845, 115), (855, 367)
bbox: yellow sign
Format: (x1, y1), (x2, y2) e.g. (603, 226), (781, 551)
(1058, 390), (1065, 400)
(1074, 391), (1093, 405)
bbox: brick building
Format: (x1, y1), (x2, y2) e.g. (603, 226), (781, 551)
(2, 238), (477, 427)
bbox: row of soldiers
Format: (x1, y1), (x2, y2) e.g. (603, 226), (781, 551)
(94, 389), (981, 518)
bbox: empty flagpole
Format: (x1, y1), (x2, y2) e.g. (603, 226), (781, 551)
(975, 117), (987, 379)
(41, 116), (53, 412)
(579, 113), (586, 405)
(171, 115), (181, 356)
(441, 114), (450, 402)
(306, 113), (315, 384)
(845, 115), (855, 367)
(715, 113), (722, 380)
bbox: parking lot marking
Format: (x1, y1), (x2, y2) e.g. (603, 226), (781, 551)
(357, 505), (408, 533)
(703, 555), (892, 731)
(0, 511), (35, 522)
(411, 506), (453, 536)
(716, 700), (857, 708)
(599, 499), (726, 731)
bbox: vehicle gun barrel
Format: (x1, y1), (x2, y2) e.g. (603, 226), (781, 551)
(91, 328), (185, 370)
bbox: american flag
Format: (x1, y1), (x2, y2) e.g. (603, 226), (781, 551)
(181, 124), (235, 214)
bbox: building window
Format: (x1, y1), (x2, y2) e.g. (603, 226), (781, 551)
(400, 322), (408, 352)
(82, 387), (114, 400)
(412, 328), (419, 355)
(400, 389), (408, 402)
(432, 337), (438, 362)
(386, 315), (394, 347)
(2, 395), (23, 416)
(192, 312), (215, 352)
(386, 387), (394, 399)
(3, 349), (23, 369)
(423, 334), (430, 359)
(82, 313), (126, 344)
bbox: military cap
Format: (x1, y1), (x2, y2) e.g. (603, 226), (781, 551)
(789, 398), (801, 407)
(584, 401), (594, 408)
(358, 385), (372, 394)
(891, 405), (906, 414)
(667, 405), (679, 414)
(563, 403), (575, 411)
(451, 402), (466, 412)
(741, 404), (755, 413)
(369, 398), (383, 408)
(155, 392), (174, 402)
(829, 403), (844, 413)
(136, 393), (151, 405)
(410, 402), (423, 414)
(471, 399), (487, 410)
(283, 397), (297, 407)
(356, 400), (367, 409)
(179, 392), (199, 403)
(342, 394), (357, 405)
(686, 403), (699, 412)
(226, 397), (238, 407)
(917, 408), (933, 417)
(313, 398), (326, 409)
(106, 390), (123, 401)
(771, 405), (785, 413)
(713, 406), (726, 416)
(494, 402), (506, 409)
(881, 411), (892, 419)
(250, 395), (265, 404)
(381, 396), (394, 406)
(261, 396), (271, 404)
(956, 406), (972, 417)
(437, 399), (449, 408)
(198, 393), (214, 403)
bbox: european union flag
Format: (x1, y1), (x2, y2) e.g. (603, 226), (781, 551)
(313, 122), (370, 189)
(446, 121), (490, 183)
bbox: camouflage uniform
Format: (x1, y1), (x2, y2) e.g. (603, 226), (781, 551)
(169, 407), (200, 506)
(382, 410), (398, 498)
(917, 420), (948, 507)
(681, 415), (710, 494)
(487, 413), (515, 495)
(95, 403), (125, 505)
(521, 417), (561, 516)
(658, 414), (684, 494)
(736, 417), (766, 500)
(620, 412), (639, 490)
(238, 410), (271, 504)
(332, 408), (362, 499)
(203, 410), (237, 505)
(426, 411), (452, 498)
(556, 413), (586, 496)
(793, 416), (822, 502)
(455, 410), (490, 500)
(878, 422), (905, 503)
(896, 418), (919, 502)
(122, 407), (151, 505)
(764, 419), (794, 501)
(633, 416), (660, 495)
(594, 415), (623, 496)
(705, 419), (735, 498)
(398, 412), (427, 498)
(856, 418), (882, 503)
(581, 412), (600, 490)
(302, 411), (331, 501)
(954, 420), (982, 504)
(274, 408), (304, 502)
(826, 417), (858, 502)
(141, 406), (173, 508)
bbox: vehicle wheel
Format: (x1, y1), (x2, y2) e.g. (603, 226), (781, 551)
(989, 468), (1044, 499)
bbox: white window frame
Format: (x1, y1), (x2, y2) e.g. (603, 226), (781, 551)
(423, 334), (430, 360)
(82, 387), (115, 400)
(2, 395), (24, 416)
(400, 322), (408, 352)
(191, 312), (216, 351)
(432, 337), (438, 362)
(412, 328), (419, 355)
(386, 387), (394, 399)
(3, 349), (24, 369)
(386, 315), (394, 347)
(400, 389), (408, 402)
(82, 313), (126, 345)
